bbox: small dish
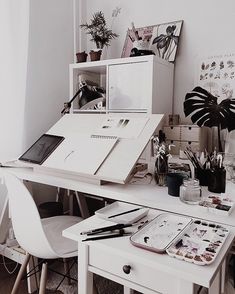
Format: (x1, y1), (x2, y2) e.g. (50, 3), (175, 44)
(95, 202), (149, 224)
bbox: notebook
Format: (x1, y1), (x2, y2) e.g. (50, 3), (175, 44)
(42, 134), (118, 176)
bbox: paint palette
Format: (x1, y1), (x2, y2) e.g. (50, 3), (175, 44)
(166, 219), (229, 265)
(130, 213), (192, 253)
(198, 195), (234, 215)
(130, 213), (229, 265)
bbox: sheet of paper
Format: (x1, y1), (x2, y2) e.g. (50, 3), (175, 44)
(92, 117), (149, 139)
(43, 135), (118, 175)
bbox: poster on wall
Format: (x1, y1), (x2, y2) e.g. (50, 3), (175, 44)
(196, 53), (235, 103)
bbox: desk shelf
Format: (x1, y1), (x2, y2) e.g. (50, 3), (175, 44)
(69, 55), (174, 114)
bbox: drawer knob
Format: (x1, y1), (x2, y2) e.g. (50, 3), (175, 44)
(123, 265), (131, 274)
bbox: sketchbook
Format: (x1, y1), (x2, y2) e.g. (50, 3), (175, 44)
(42, 134), (118, 176)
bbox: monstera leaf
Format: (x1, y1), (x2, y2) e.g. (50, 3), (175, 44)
(184, 86), (235, 151)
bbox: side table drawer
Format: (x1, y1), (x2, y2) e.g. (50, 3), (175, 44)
(89, 245), (177, 293)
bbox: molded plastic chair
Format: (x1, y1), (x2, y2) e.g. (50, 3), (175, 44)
(4, 173), (83, 294)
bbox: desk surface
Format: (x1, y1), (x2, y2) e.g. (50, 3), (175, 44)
(63, 210), (235, 289)
(6, 167), (235, 228)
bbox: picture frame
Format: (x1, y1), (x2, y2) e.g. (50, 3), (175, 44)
(121, 20), (183, 62)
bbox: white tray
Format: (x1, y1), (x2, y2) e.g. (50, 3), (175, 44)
(130, 213), (192, 252)
(95, 202), (149, 224)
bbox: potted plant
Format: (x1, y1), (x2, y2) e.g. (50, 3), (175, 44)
(80, 11), (119, 61)
(184, 86), (235, 152)
(152, 130), (174, 186)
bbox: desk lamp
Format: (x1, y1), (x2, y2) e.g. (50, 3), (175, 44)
(61, 81), (105, 115)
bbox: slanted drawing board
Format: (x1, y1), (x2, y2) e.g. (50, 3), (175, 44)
(35, 113), (164, 184)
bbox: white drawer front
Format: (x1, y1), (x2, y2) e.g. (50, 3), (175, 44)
(180, 141), (200, 153)
(164, 126), (181, 141)
(89, 245), (178, 293)
(180, 126), (200, 142)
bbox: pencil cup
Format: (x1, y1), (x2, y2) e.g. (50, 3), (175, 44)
(167, 173), (188, 197)
(208, 168), (226, 193)
(195, 168), (209, 186)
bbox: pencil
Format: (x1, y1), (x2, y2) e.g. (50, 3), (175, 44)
(108, 208), (141, 219)
(82, 231), (130, 242)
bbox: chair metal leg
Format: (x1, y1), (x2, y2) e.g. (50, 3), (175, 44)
(11, 252), (31, 294)
(39, 262), (48, 294)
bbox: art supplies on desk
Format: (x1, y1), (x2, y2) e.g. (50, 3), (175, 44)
(198, 195), (234, 215)
(130, 213), (229, 265)
(95, 202), (149, 224)
(42, 134), (118, 176)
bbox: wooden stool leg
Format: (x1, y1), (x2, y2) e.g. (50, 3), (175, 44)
(11, 252), (31, 294)
(39, 263), (47, 294)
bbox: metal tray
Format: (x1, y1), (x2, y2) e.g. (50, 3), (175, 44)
(130, 213), (192, 253)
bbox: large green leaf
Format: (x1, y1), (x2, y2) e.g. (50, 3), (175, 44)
(184, 86), (235, 131)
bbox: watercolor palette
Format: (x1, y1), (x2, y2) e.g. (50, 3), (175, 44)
(198, 195), (234, 215)
(130, 213), (192, 252)
(130, 213), (229, 265)
(166, 219), (229, 265)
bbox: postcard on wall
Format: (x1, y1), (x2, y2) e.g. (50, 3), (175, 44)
(92, 117), (149, 139)
(195, 53), (235, 103)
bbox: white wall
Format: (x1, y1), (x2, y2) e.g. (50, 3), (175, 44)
(0, 0), (29, 162)
(23, 0), (74, 150)
(83, 0), (235, 122)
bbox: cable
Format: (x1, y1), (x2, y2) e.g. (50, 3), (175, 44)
(2, 255), (18, 275)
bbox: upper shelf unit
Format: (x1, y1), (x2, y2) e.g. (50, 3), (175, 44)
(69, 55), (174, 114)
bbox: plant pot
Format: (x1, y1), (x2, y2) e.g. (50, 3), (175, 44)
(76, 51), (88, 63)
(89, 50), (102, 61)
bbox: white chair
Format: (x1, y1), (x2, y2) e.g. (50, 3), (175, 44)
(4, 173), (83, 294)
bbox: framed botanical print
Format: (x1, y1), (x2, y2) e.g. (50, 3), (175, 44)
(121, 20), (183, 62)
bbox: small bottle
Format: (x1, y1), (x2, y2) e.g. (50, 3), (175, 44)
(180, 178), (202, 205)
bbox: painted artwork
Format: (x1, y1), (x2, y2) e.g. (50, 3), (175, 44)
(196, 53), (235, 103)
(121, 20), (183, 62)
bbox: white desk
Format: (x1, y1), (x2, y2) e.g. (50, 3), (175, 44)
(3, 168), (235, 293)
(7, 167), (235, 227)
(63, 210), (235, 294)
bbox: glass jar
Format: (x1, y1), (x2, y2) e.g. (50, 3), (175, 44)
(179, 179), (202, 205)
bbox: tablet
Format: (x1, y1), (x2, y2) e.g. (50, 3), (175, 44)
(19, 134), (65, 165)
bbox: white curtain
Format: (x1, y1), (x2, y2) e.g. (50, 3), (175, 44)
(0, 0), (29, 162)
